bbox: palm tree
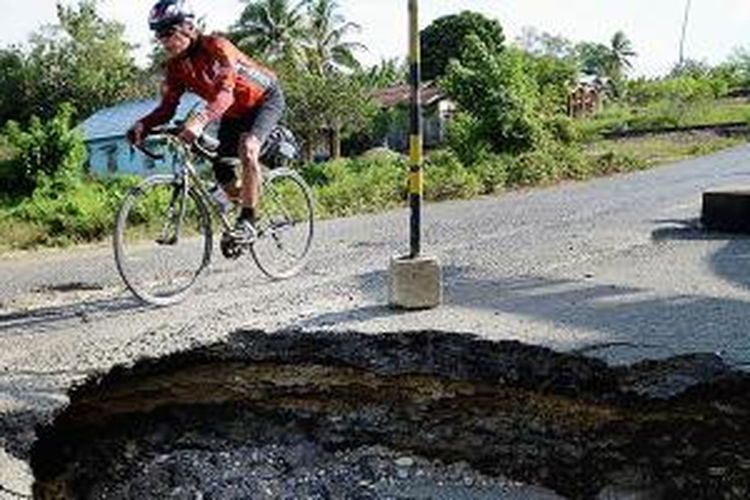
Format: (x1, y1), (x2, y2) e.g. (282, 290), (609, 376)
(230, 0), (309, 65)
(305, 0), (365, 75)
(605, 31), (636, 98)
(608, 31), (636, 76)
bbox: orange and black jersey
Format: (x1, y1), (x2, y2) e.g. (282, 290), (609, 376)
(140, 35), (278, 130)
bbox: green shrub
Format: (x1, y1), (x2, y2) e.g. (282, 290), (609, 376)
(3, 168), (137, 249)
(2, 103), (87, 195)
(470, 152), (511, 194)
(548, 142), (591, 180)
(312, 155), (406, 217)
(11, 174), (113, 245)
(592, 150), (646, 175)
(544, 115), (581, 144)
(442, 39), (544, 154)
(506, 148), (560, 186)
(425, 149), (481, 201)
(445, 111), (491, 166)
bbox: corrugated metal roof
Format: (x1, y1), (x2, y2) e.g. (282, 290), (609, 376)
(372, 81), (445, 108)
(78, 93), (204, 142)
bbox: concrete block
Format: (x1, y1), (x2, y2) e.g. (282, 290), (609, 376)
(701, 187), (750, 233)
(388, 255), (442, 310)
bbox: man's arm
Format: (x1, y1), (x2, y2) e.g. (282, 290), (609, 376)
(193, 37), (237, 126)
(140, 72), (186, 131)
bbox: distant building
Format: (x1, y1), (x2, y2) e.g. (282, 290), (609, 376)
(78, 93), (203, 176)
(568, 75), (607, 118)
(372, 81), (456, 151)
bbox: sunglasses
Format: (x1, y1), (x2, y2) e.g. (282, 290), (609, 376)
(156, 27), (178, 40)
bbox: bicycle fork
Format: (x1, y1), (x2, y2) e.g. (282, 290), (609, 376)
(156, 180), (189, 246)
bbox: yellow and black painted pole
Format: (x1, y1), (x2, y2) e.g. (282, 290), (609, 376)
(408, 0), (423, 258)
(387, 0), (441, 310)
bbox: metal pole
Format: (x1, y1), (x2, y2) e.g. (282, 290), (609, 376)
(679, 0), (692, 67)
(408, 0), (423, 258)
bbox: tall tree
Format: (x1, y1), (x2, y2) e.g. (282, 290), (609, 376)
(229, 0), (309, 66)
(608, 31), (636, 78)
(305, 0), (364, 74)
(355, 57), (406, 89)
(24, 0), (141, 119)
(282, 68), (372, 160)
(575, 31), (636, 98)
(442, 36), (542, 154)
(0, 47), (32, 125)
(516, 27), (576, 60)
(420, 11), (505, 81)
(576, 41), (612, 77)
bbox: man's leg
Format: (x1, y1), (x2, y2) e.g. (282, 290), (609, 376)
(238, 133), (263, 225)
(236, 85), (285, 229)
(214, 120), (242, 202)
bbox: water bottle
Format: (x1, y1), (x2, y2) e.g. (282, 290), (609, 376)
(209, 184), (233, 214)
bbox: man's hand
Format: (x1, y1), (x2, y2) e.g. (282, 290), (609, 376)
(179, 116), (206, 144)
(126, 122), (145, 146)
(239, 133), (262, 165)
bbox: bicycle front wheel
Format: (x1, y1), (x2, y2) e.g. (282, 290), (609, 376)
(114, 175), (213, 305)
(251, 168), (314, 279)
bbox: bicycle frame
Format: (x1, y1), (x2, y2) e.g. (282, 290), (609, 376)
(142, 131), (235, 236)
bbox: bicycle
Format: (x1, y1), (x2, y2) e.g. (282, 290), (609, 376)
(113, 125), (314, 306)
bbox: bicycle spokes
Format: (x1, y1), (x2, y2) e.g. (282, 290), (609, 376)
(114, 176), (213, 306)
(155, 184), (187, 245)
(250, 169), (314, 279)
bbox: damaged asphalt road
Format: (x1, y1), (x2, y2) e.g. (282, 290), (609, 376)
(3, 144), (750, 497)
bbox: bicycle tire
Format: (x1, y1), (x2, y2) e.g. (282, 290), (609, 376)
(113, 175), (213, 306)
(251, 168), (314, 279)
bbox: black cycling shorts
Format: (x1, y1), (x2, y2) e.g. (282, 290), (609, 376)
(212, 84), (285, 185)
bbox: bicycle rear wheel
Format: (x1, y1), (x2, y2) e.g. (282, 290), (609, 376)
(251, 168), (314, 279)
(114, 175), (213, 305)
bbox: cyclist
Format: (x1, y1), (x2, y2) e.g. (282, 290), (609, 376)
(127, 0), (285, 242)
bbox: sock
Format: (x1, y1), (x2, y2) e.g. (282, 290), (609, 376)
(239, 207), (256, 225)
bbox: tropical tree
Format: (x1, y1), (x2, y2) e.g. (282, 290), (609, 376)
(420, 11), (505, 81)
(516, 27), (576, 61)
(229, 0), (309, 66)
(356, 57), (406, 89)
(608, 31), (636, 78)
(576, 42), (612, 78)
(305, 0), (365, 74)
(575, 31), (636, 98)
(23, 0), (142, 119)
(442, 36), (542, 154)
(282, 68), (372, 160)
(0, 47), (32, 125)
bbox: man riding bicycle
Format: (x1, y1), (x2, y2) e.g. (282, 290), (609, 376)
(127, 0), (285, 243)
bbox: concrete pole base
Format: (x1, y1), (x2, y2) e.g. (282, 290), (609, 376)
(388, 255), (442, 310)
(701, 187), (750, 233)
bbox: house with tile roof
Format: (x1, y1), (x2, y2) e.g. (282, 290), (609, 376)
(371, 81), (456, 151)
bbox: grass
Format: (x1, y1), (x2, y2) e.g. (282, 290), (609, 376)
(585, 131), (746, 167)
(579, 98), (750, 138)
(680, 98), (750, 126)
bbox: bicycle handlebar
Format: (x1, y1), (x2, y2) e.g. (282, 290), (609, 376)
(133, 125), (218, 161)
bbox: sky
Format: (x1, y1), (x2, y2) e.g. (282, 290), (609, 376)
(0, 0), (748, 78)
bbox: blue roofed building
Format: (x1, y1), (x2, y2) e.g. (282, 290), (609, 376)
(78, 93), (204, 176)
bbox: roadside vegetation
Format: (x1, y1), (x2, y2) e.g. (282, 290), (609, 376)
(1, 1), (750, 252)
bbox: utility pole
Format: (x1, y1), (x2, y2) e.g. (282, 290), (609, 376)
(387, 0), (442, 310)
(408, 0), (423, 258)
(679, 0), (692, 67)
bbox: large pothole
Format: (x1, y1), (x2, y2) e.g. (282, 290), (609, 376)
(30, 330), (750, 499)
